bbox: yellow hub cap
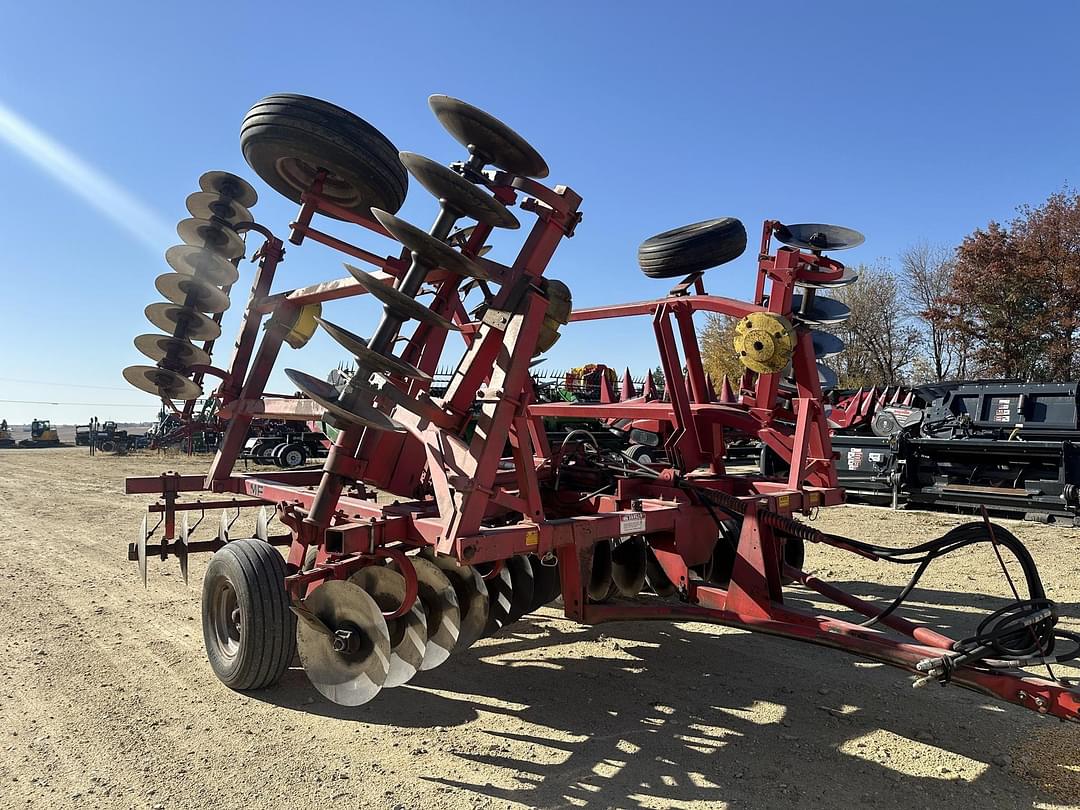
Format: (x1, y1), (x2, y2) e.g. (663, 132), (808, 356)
(733, 312), (796, 374)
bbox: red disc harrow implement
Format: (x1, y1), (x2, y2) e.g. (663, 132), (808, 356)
(125, 93), (1079, 718)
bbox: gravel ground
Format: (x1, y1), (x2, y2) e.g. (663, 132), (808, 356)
(1, 448), (1078, 809)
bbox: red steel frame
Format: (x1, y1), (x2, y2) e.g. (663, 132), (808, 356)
(129, 178), (1080, 722)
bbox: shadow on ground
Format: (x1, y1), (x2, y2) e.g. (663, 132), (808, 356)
(249, 580), (1079, 808)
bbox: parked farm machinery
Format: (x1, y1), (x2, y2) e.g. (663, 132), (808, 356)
(124, 93), (1078, 721)
(826, 381), (1080, 523)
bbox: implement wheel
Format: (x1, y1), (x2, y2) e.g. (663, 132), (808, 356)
(201, 539), (296, 691)
(240, 94), (408, 219)
(637, 218), (747, 279)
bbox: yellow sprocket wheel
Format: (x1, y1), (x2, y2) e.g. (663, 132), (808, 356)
(733, 311), (796, 374)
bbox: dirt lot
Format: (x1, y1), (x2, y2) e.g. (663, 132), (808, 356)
(1, 448), (1078, 809)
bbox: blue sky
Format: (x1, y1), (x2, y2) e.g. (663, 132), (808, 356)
(0, 1), (1077, 424)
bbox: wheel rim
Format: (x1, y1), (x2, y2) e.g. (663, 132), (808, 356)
(210, 578), (241, 659)
(285, 450), (303, 467)
(638, 452), (653, 464)
(275, 157), (360, 208)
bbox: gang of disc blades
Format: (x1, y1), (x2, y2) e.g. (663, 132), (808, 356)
(154, 272), (231, 314)
(165, 244), (240, 286)
(399, 152), (519, 229)
(296, 580), (391, 706)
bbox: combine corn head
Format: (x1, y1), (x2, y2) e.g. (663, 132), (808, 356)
(125, 93), (1079, 720)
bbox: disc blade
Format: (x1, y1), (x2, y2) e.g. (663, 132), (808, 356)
(775, 223), (865, 252)
(284, 368), (406, 433)
(199, 170), (258, 208)
(610, 536), (647, 597)
(137, 515), (148, 588)
(645, 546), (677, 597)
(165, 244), (239, 286)
(371, 209), (489, 281)
(133, 334), (211, 368)
(480, 563), (514, 636)
(420, 551), (489, 651)
(176, 217), (245, 260)
(817, 362), (839, 391)
(363, 375), (449, 426)
(790, 294), (850, 326)
(587, 540), (614, 602)
(809, 329), (845, 359)
(504, 555), (535, 624)
(297, 580), (391, 706)
(349, 566), (428, 688)
(255, 507), (268, 542)
(342, 264), (461, 331)
(154, 272), (231, 314)
(145, 302), (222, 341)
(399, 152), (519, 229)
(527, 554), (561, 611)
(429, 95), (549, 179)
(185, 191), (254, 227)
(123, 365), (203, 401)
(796, 266), (859, 289)
(315, 317), (431, 381)
(178, 512), (189, 586)
(392, 557), (460, 672)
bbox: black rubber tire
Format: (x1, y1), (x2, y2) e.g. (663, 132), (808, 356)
(637, 218), (747, 279)
(276, 443), (307, 469)
(626, 444), (656, 465)
(201, 539), (296, 691)
(99, 439), (116, 453)
(240, 94), (408, 219)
